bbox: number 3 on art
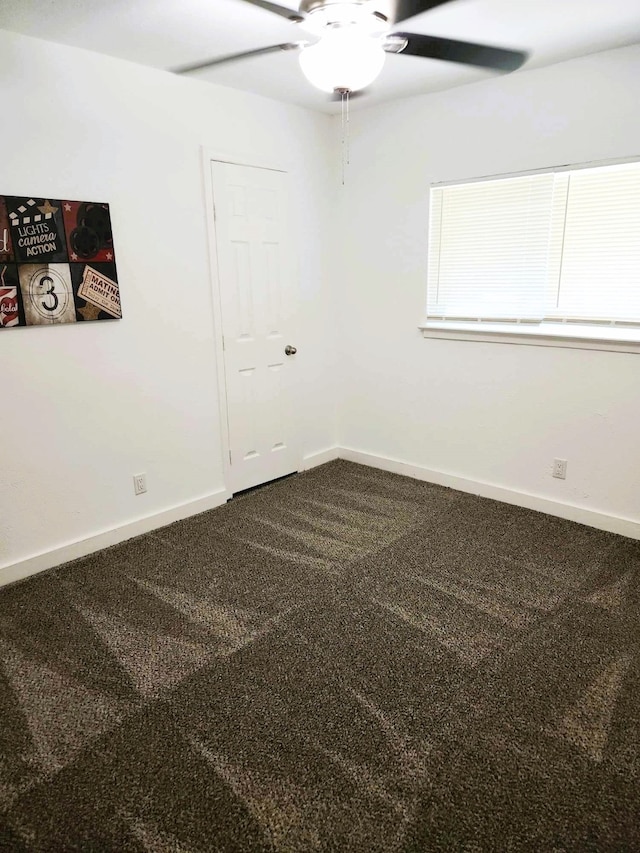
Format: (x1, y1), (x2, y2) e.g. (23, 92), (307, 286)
(39, 275), (59, 313)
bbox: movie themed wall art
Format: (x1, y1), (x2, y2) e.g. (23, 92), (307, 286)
(0, 195), (121, 329)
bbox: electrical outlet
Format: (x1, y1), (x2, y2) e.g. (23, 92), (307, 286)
(552, 458), (567, 480)
(133, 473), (147, 495)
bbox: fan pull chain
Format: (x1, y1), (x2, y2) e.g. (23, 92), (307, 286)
(341, 88), (345, 186)
(346, 89), (350, 168)
(341, 89), (347, 186)
(337, 87), (351, 186)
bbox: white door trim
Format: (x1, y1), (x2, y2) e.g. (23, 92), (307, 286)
(200, 146), (297, 496)
(201, 147), (232, 495)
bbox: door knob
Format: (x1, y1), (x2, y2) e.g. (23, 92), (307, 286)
(285, 345), (297, 356)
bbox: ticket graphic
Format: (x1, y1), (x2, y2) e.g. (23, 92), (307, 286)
(78, 265), (122, 319)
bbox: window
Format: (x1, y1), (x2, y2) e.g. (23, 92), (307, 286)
(423, 159), (640, 349)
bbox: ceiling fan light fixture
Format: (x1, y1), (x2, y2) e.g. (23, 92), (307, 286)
(299, 28), (386, 93)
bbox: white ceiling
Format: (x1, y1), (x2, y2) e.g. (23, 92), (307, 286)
(1, 0), (639, 113)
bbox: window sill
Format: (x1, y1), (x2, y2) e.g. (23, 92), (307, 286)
(419, 321), (640, 354)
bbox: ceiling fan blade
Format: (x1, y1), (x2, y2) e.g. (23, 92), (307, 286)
(386, 32), (528, 71)
(236, 0), (304, 22)
(392, 0), (455, 25)
(173, 42), (305, 74)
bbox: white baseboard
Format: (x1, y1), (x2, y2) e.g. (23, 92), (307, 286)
(338, 447), (640, 541)
(0, 488), (231, 589)
(302, 447), (341, 470)
(4, 445), (638, 590)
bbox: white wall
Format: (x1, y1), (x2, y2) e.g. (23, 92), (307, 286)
(0, 30), (337, 579)
(336, 44), (640, 533)
(3, 30), (639, 581)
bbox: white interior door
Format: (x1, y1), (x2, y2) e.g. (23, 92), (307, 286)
(211, 160), (301, 494)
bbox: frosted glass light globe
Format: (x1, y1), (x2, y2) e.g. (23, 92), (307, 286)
(299, 29), (386, 93)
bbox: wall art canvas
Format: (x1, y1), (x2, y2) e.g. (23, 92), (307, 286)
(0, 195), (121, 329)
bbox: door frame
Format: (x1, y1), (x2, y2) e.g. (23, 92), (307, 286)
(200, 146), (297, 496)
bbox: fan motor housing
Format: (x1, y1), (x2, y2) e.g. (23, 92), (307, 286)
(299, 0), (389, 24)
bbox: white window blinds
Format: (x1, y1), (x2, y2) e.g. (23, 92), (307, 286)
(427, 160), (640, 329)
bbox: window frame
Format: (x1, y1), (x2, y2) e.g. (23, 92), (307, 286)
(420, 155), (640, 353)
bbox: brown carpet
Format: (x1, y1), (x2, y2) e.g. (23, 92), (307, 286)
(0, 460), (638, 851)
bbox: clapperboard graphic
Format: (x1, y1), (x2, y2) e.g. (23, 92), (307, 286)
(0, 194), (121, 329)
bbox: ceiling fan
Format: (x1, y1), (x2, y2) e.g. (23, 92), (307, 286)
(174, 0), (528, 98)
